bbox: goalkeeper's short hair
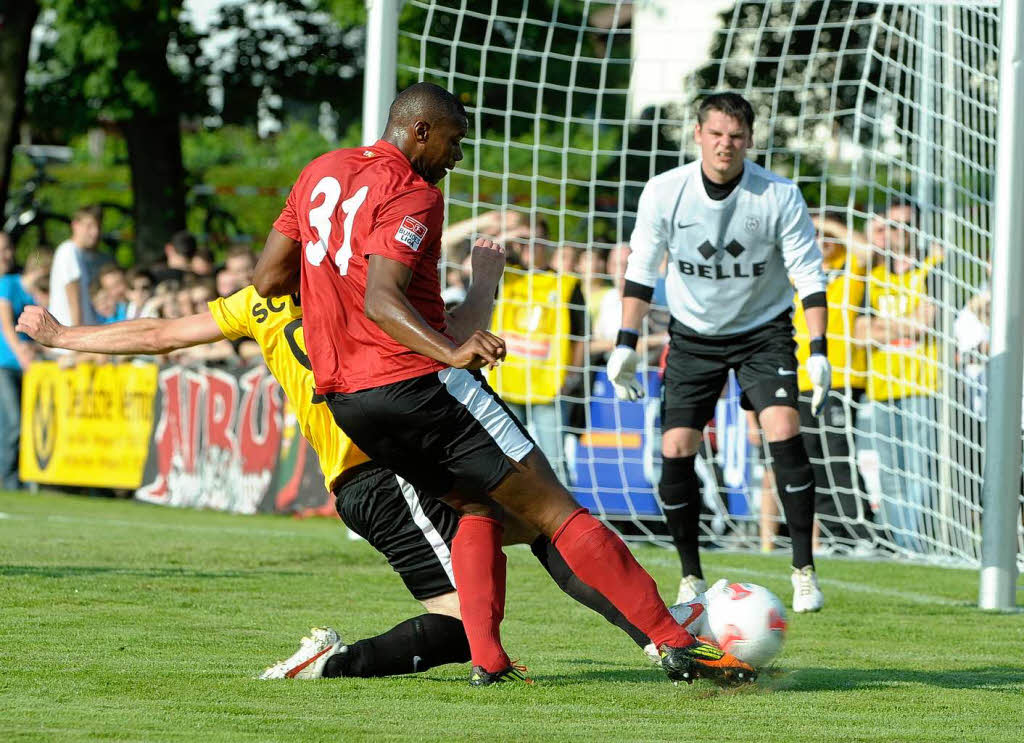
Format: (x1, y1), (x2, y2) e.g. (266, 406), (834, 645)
(697, 92), (755, 132)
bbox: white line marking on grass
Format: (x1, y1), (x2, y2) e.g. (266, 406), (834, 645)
(42, 514), (329, 540)
(729, 565), (965, 608)
(645, 556), (964, 608)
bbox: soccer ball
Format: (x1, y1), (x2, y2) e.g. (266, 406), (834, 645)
(705, 581), (787, 668)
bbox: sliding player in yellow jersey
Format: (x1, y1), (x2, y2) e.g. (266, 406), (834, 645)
(17, 239), (659, 679)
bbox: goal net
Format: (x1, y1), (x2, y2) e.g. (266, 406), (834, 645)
(396, 0), (1014, 567)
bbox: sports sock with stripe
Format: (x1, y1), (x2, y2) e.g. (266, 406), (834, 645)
(768, 434), (816, 570)
(551, 508), (695, 649)
(530, 535), (649, 648)
(322, 613), (470, 677)
(450, 514), (510, 673)
(658, 454), (704, 580)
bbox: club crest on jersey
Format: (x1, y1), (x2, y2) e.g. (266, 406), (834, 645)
(744, 216), (761, 233)
(396, 216), (428, 251)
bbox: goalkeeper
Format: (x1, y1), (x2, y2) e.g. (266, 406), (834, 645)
(607, 92), (829, 613)
(17, 238), (659, 679)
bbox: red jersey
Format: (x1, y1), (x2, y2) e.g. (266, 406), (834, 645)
(273, 140), (449, 394)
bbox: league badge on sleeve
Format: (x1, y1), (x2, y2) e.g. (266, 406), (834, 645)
(395, 216), (428, 251)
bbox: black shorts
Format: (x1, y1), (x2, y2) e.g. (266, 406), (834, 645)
(334, 462), (460, 601)
(662, 310), (799, 430)
(325, 368), (535, 499)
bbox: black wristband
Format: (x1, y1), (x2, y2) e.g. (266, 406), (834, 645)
(616, 329), (639, 349)
(623, 280), (655, 303)
(802, 291), (827, 310)
(809, 336), (827, 356)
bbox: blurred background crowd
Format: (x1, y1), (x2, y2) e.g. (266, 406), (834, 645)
(0, 191), (1001, 560)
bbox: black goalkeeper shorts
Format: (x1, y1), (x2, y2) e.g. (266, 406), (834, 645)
(662, 309), (800, 430)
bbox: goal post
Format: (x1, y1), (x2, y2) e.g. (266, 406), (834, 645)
(375, 1), (1020, 583)
(979, 0), (1024, 611)
(362, 0), (400, 146)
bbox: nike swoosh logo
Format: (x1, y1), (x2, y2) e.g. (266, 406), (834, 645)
(681, 603), (705, 630)
(777, 367), (796, 376)
(285, 644), (335, 678)
(785, 482), (813, 494)
(676, 220), (698, 229)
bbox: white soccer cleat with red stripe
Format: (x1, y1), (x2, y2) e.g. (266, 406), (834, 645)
(259, 627), (345, 679)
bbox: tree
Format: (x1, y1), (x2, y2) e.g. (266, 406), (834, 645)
(205, 0), (365, 132)
(25, 0), (368, 260)
(692, 1), (882, 151)
(396, 0), (632, 240)
(0, 2), (41, 213)
(28, 0), (208, 262)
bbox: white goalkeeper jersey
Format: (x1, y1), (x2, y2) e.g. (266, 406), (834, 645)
(626, 159), (826, 336)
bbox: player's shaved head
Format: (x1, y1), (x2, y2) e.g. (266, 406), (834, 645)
(385, 82), (466, 133)
(384, 83), (468, 184)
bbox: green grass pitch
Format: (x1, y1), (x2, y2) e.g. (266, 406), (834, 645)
(1, 490), (1022, 742)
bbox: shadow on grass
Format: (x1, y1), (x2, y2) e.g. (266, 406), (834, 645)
(455, 664), (1024, 692)
(0, 564), (304, 579)
(773, 666), (1024, 693)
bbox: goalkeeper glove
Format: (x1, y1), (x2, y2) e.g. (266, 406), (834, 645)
(607, 345), (644, 402)
(804, 349), (831, 417)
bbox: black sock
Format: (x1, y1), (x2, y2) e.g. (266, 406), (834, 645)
(531, 536), (650, 648)
(658, 454), (704, 580)
(322, 613), (469, 678)
(768, 435), (816, 570)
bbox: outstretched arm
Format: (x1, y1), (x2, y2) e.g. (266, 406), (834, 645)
(253, 229), (301, 297)
(17, 305), (225, 355)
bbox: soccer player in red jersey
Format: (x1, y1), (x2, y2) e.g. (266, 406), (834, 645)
(254, 82), (754, 686)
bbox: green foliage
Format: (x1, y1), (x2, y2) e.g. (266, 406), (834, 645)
(445, 119), (624, 242)
(28, 0), (365, 140)
(3, 490), (1024, 741)
(8, 121), (364, 259)
(29, 0), (206, 134)
(205, 0), (364, 128)
(692, 1), (882, 147)
(398, 0), (632, 241)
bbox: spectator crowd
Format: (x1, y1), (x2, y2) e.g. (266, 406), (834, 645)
(0, 207), (263, 490)
(0, 200), (999, 559)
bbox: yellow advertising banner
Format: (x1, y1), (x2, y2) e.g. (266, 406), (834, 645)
(19, 361), (158, 489)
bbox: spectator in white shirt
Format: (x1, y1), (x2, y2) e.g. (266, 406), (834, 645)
(49, 205), (102, 326)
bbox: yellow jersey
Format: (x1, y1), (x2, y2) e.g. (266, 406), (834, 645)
(207, 287), (368, 492)
(489, 270), (580, 404)
(793, 251), (868, 392)
(864, 257), (941, 401)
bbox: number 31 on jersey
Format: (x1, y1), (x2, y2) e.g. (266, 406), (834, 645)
(304, 177), (368, 276)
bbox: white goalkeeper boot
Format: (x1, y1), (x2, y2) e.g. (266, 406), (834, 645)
(259, 627), (345, 679)
(675, 574), (707, 605)
(791, 566), (824, 613)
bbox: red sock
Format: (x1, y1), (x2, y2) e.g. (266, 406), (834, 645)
(552, 508), (694, 649)
(450, 515), (510, 672)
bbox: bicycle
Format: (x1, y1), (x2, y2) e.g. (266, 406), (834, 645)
(3, 144), (74, 249)
(4, 144), (136, 263)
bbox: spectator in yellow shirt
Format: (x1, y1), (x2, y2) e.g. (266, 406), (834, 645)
(792, 212), (877, 554)
(489, 226), (585, 482)
(854, 203), (942, 553)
